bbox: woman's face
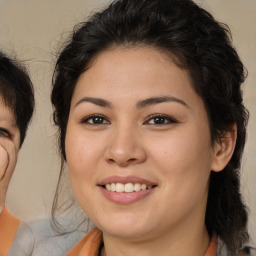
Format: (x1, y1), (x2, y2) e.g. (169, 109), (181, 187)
(65, 47), (217, 241)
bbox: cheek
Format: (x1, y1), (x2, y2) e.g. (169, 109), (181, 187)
(0, 146), (8, 179)
(150, 127), (212, 169)
(65, 125), (87, 178)
(149, 125), (213, 198)
(65, 127), (93, 204)
(65, 126), (104, 179)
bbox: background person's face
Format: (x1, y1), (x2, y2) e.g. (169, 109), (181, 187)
(0, 97), (20, 212)
(65, 47), (217, 241)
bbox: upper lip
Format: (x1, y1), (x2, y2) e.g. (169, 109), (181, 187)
(98, 175), (157, 186)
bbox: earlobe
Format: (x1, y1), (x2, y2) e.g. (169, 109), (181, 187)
(211, 123), (237, 172)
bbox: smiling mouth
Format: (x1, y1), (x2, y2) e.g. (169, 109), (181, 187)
(102, 183), (156, 193)
(98, 178), (157, 204)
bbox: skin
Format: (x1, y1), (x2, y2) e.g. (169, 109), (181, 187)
(0, 97), (20, 214)
(65, 46), (236, 256)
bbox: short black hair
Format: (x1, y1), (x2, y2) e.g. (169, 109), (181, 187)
(0, 51), (34, 146)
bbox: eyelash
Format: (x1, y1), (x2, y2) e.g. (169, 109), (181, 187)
(144, 114), (177, 125)
(81, 114), (177, 126)
(81, 114), (110, 125)
(0, 127), (10, 137)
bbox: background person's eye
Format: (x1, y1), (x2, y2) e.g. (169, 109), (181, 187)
(0, 127), (10, 137)
(145, 115), (177, 125)
(82, 114), (110, 125)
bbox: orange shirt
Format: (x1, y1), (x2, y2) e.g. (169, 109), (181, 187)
(66, 228), (217, 256)
(0, 207), (20, 256)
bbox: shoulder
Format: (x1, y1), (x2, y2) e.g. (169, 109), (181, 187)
(0, 207), (21, 256)
(8, 219), (85, 256)
(32, 222), (85, 256)
(8, 221), (34, 256)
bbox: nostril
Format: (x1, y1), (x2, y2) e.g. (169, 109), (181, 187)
(128, 158), (137, 162)
(106, 157), (138, 167)
(108, 159), (115, 163)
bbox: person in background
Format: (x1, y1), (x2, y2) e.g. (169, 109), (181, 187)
(2, 51), (85, 256)
(0, 51), (34, 255)
(50, 0), (255, 255)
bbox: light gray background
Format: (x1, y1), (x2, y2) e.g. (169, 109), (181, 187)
(0, 0), (255, 244)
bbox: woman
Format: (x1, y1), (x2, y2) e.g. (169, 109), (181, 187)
(0, 51), (34, 255)
(51, 0), (250, 255)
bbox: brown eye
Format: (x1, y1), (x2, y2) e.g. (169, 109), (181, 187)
(145, 115), (177, 125)
(82, 114), (110, 125)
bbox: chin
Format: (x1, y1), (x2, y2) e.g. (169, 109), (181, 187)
(95, 214), (155, 240)
(103, 226), (152, 240)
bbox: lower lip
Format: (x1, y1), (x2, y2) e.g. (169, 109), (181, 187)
(99, 186), (155, 205)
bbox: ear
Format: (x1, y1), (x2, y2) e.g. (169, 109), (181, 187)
(211, 123), (237, 172)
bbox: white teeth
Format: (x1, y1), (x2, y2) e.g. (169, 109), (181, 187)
(116, 183), (125, 192)
(141, 184), (147, 190)
(106, 184), (111, 191)
(105, 183), (153, 193)
(124, 183), (133, 193)
(110, 183), (116, 192)
(134, 183), (141, 192)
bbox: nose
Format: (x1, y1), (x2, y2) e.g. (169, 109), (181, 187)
(104, 126), (146, 167)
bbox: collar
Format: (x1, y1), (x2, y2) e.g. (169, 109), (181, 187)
(66, 228), (217, 256)
(0, 206), (20, 256)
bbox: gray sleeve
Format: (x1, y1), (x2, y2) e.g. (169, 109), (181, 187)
(28, 219), (85, 256)
(9, 219), (85, 256)
(8, 222), (35, 256)
(32, 230), (85, 256)
(8, 218), (85, 256)
(250, 247), (256, 256)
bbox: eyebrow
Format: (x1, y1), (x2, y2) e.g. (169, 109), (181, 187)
(136, 96), (189, 109)
(74, 97), (112, 108)
(74, 96), (189, 109)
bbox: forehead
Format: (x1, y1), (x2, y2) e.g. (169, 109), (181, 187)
(86, 46), (180, 80)
(71, 46), (201, 109)
(0, 96), (16, 125)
